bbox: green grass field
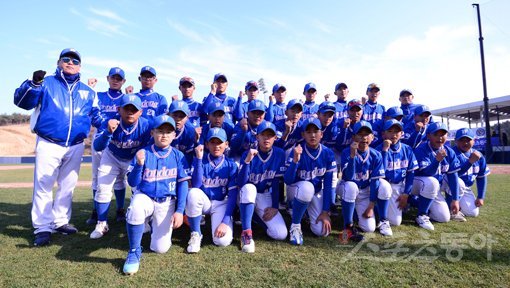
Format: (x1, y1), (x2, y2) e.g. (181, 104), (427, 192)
(0, 166), (509, 287)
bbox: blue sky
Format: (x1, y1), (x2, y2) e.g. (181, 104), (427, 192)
(2, 0), (509, 127)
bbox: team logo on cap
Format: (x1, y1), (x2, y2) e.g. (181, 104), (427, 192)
(178, 101), (184, 108)
(129, 95), (137, 102)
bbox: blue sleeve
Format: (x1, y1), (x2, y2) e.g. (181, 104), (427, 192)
(157, 95), (168, 116)
(342, 154), (356, 180)
(458, 160), (473, 175)
(237, 160), (250, 187)
(233, 97), (244, 122)
(93, 130), (112, 152)
(420, 157), (441, 176)
(369, 178), (380, 202)
(476, 176), (487, 199)
(380, 150), (388, 173)
(447, 172), (459, 201)
(284, 162), (298, 185)
(201, 93), (215, 111)
(322, 171), (333, 212)
(230, 127), (246, 155)
(265, 101), (274, 122)
(14, 80), (43, 110)
(127, 163), (143, 187)
(175, 180), (189, 214)
(404, 169), (414, 195)
(191, 158), (203, 188)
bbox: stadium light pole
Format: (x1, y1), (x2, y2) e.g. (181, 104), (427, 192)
(473, 3), (492, 160)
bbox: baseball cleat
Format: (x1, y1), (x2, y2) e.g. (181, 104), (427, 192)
(187, 232), (202, 253)
(116, 208), (126, 222)
(54, 224), (78, 235)
(450, 211), (467, 222)
(123, 247), (142, 275)
(34, 231), (51, 247)
(90, 221), (109, 239)
(416, 214), (435, 230)
(377, 220), (393, 236)
(86, 209), (98, 225)
(340, 225), (364, 244)
(289, 224), (303, 246)
(241, 229), (255, 253)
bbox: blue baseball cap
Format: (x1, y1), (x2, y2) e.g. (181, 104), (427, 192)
(335, 82), (348, 91)
(386, 106), (404, 118)
(213, 73), (227, 82)
(414, 105), (431, 116)
(383, 119), (403, 131)
(207, 127), (228, 142)
(257, 121), (277, 135)
(426, 122), (448, 135)
(319, 101), (336, 114)
(169, 100), (190, 116)
(140, 66), (156, 76)
(303, 117), (322, 130)
(208, 101), (225, 115)
(108, 67), (125, 79)
(348, 99), (363, 110)
(179, 76), (195, 86)
(367, 83), (380, 92)
(303, 82), (317, 93)
(353, 120), (373, 134)
(248, 99), (266, 112)
(120, 94), (142, 111)
(272, 83), (286, 93)
(400, 89), (413, 97)
(153, 115), (176, 130)
(455, 128), (475, 140)
(286, 99), (303, 110)
(59, 48), (81, 62)
(245, 80), (258, 91)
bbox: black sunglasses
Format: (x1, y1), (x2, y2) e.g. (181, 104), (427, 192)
(61, 57), (80, 65)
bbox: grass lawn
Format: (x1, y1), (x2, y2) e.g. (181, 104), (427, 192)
(0, 166), (509, 287)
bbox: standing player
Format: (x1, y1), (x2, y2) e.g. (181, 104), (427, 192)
(363, 83), (385, 148)
(399, 89), (419, 126)
(284, 118), (337, 245)
(234, 80), (260, 122)
(302, 82), (319, 120)
(87, 67), (128, 225)
(14, 48), (103, 246)
(186, 128), (238, 253)
(451, 128), (490, 218)
(412, 122), (461, 230)
(90, 95), (152, 239)
(337, 121), (392, 241)
(237, 121), (288, 252)
(123, 115), (190, 275)
(377, 119), (418, 227)
(137, 66), (168, 125)
(265, 83), (287, 122)
(333, 82), (349, 120)
(178, 76), (206, 128)
(202, 73), (237, 125)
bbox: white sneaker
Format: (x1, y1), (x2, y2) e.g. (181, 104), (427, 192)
(377, 220), (393, 236)
(416, 214), (434, 230)
(451, 211), (467, 222)
(90, 221), (109, 239)
(241, 230), (255, 253)
(187, 232), (202, 253)
(289, 223), (303, 245)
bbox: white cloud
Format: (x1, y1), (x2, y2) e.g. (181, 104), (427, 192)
(89, 8), (128, 24)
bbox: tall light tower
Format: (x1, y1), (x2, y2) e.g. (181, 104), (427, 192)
(473, 3), (492, 160)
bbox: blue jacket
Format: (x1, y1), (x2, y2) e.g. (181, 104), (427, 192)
(14, 68), (102, 147)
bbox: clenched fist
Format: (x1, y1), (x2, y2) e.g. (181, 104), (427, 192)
(210, 83), (218, 94)
(382, 139), (392, 152)
(469, 150), (482, 164)
(136, 149), (145, 166)
(435, 148), (447, 162)
(350, 141), (359, 158)
(125, 85), (134, 94)
(293, 145), (303, 163)
(195, 145), (204, 159)
(108, 119), (120, 134)
(88, 78), (98, 88)
(245, 148), (258, 163)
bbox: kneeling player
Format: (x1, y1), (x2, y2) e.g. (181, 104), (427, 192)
(337, 121), (391, 242)
(284, 118), (337, 245)
(123, 115), (190, 275)
(237, 121), (288, 253)
(185, 127), (238, 253)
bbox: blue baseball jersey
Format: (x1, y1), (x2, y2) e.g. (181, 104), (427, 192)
(377, 142), (418, 185)
(274, 119), (303, 151)
(238, 147), (287, 208)
(192, 154), (238, 201)
(401, 103), (419, 125)
(362, 101), (385, 125)
(202, 93), (237, 125)
(230, 123), (259, 157)
(334, 100), (348, 120)
(97, 89), (123, 121)
(302, 101), (319, 120)
(199, 122), (234, 145)
(452, 146), (490, 187)
(284, 143), (337, 210)
(94, 117), (152, 160)
(233, 99), (255, 122)
(171, 121), (197, 167)
(127, 145), (191, 212)
(265, 101), (286, 122)
(402, 120), (427, 149)
(320, 120), (339, 149)
(335, 119), (356, 153)
(183, 98), (206, 128)
(137, 89), (168, 124)
(340, 147), (385, 189)
(414, 142), (461, 183)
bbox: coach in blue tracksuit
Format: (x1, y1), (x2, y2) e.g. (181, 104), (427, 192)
(14, 48), (104, 247)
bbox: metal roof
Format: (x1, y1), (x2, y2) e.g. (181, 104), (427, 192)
(431, 95), (510, 122)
